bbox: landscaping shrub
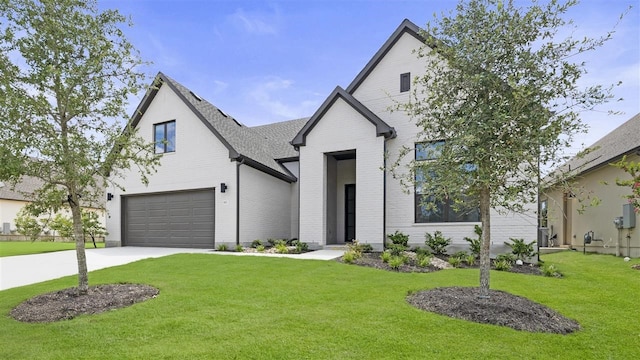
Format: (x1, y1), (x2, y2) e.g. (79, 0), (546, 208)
(463, 225), (482, 257)
(251, 239), (263, 248)
(494, 259), (512, 271)
(256, 245), (265, 252)
(542, 264), (562, 277)
(387, 230), (409, 247)
(448, 256), (462, 268)
(465, 254), (476, 266)
(380, 251), (391, 263)
(275, 243), (288, 254)
(506, 238), (537, 261)
(388, 256), (405, 270)
(342, 251), (357, 264)
(386, 244), (406, 257)
(294, 240), (309, 253)
(235, 245), (244, 252)
(360, 243), (374, 253)
(418, 254), (432, 268)
(425, 231), (451, 255)
(217, 244), (228, 251)
(495, 253), (517, 264)
(415, 247), (431, 257)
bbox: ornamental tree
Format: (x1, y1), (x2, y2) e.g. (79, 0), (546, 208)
(0, 0), (158, 294)
(392, 0), (621, 297)
(612, 156), (640, 212)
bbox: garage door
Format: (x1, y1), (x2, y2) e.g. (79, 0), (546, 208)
(123, 189), (215, 248)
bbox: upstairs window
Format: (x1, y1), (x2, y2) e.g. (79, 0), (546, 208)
(154, 120), (176, 154)
(415, 141), (479, 223)
(400, 72), (411, 92)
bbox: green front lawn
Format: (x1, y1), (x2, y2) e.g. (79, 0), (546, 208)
(0, 252), (638, 359)
(0, 241), (104, 257)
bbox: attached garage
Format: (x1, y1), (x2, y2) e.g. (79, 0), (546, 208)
(123, 189), (215, 248)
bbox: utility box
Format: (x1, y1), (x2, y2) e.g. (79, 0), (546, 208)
(623, 203), (636, 229)
(2, 222), (10, 235)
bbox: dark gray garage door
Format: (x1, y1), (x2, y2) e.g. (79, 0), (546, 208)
(123, 189), (215, 248)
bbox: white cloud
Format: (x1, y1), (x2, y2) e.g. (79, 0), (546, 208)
(229, 8), (279, 35)
(247, 76), (320, 121)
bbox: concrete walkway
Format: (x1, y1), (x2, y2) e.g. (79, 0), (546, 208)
(0, 247), (345, 291)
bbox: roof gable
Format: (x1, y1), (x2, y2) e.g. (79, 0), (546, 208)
(131, 72), (298, 182)
(346, 19), (427, 94)
(291, 86), (395, 147)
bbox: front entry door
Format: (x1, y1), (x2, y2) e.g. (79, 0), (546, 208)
(345, 184), (356, 242)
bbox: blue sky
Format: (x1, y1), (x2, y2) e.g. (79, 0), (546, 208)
(102, 0), (639, 154)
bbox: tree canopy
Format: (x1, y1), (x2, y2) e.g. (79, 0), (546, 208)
(393, 0), (621, 297)
(0, 0), (158, 294)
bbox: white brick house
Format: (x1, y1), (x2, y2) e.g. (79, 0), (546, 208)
(105, 19), (537, 251)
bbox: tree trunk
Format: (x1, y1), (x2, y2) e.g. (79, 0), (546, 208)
(69, 193), (89, 295)
(478, 186), (491, 298)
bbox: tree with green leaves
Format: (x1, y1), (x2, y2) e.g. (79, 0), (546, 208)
(393, 0), (620, 297)
(612, 156), (640, 212)
(0, 0), (158, 294)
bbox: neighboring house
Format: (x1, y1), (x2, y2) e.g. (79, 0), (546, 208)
(0, 177), (105, 237)
(105, 19), (537, 251)
(542, 113), (640, 258)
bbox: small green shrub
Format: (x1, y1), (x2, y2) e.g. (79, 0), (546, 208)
(294, 240), (309, 253)
(217, 244), (228, 251)
(360, 243), (373, 253)
(494, 259), (512, 271)
(386, 244), (406, 256)
(496, 253), (517, 264)
(235, 245), (244, 252)
(342, 251), (357, 264)
(424, 231), (451, 255)
(448, 256), (462, 268)
(267, 239), (287, 247)
(251, 239), (263, 248)
(286, 238), (298, 246)
(415, 247), (431, 257)
(506, 238), (537, 261)
(380, 251), (392, 263)
(542, 264), (562, 277)
(256, 245), (265, 252)
(463, 225), (482, 257)
(275, 243), (289, 254)
(418, 254), (432, 268)
(387, 230), (409, 247)
(465, 254), (476, 266)
(452, 250), (468, 259)
(347, 240), (365, 258)
(388, 256), (405, 270)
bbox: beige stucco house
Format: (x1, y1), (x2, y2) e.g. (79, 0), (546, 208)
(0, 176), (106, 238)
(542, 113), (640, 258)
(105, 19), (537, 251)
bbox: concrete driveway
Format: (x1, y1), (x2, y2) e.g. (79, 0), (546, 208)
(0, 247), (213, 291)
(0, 247), (345, 291)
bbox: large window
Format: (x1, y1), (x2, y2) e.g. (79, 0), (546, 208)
(154, 120), (176, 154)
(415, 141), (479, 223)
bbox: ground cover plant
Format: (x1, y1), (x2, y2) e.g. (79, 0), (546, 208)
(0, 241), (104, 257)
(1, 252), (639, 359)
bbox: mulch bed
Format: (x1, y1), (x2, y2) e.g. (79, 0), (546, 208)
(337, 252), (544, 276)
(10, 283), (158, 323)
(407, 287), (580, 334)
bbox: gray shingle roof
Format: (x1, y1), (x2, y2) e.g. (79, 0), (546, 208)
(250, 118), (308, 160)
(551, 112), (640, 178)
(0, 176), (44, 201)
(134, 73), (304, 182)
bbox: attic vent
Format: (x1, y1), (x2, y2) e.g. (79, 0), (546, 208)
(190, 91), (203, 101)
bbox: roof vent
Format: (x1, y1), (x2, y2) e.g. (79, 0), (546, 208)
(190, 91), (203, 101)
(217, 108), (229, 117)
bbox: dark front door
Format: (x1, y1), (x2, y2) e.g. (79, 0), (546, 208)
(345, 184), (356, 242)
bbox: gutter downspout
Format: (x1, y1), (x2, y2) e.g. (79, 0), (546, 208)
(236, 157), (245, 246)
(383, 139), (388, 249)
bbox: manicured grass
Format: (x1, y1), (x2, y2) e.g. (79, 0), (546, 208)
(0, 251), (638, 359)
(0, 241), (104, 257)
